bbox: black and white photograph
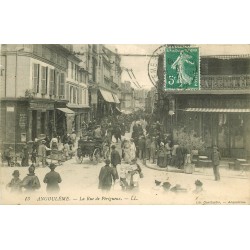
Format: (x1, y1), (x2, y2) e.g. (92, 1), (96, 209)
(0, 44), (249, 205)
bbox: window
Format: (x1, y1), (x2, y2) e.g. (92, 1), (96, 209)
(71, 62), (74, 79)
(32, 64), (40, 93)
(54, 71), (59, 96)
(79, 89), (82, 104)
(41, 66), (48, 95)
(59, 73), (65, 97)
(70, 86), (73, 103)
(49, 69), (55, 95)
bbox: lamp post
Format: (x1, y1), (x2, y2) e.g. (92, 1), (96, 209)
(169, 110), (175, 133)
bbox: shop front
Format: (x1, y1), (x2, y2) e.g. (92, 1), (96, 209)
(174, 94), (250, 159)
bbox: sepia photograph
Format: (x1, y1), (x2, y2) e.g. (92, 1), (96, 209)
(0, 44), (249, 205)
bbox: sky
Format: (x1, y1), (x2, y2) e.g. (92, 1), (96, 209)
(105, 44), (250, 90)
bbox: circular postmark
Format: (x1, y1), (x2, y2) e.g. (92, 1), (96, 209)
(147, 44), (168, 87)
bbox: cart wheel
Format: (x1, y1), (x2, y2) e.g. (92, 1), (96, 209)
(93, 148), (101, 164)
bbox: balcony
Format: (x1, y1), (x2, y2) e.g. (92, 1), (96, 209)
(201, 75), (250, 90)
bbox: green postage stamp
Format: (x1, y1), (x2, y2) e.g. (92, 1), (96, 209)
(165, 47), (200, 90)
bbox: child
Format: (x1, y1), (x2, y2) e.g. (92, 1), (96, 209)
(6, 170), (22, 193)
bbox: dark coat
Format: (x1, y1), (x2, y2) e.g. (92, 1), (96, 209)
(43, 170), (62, 194)
(98, 165), (115, 189)
(111, 149), (121, 166)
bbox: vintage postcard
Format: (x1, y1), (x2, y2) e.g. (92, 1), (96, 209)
(0, 44), (249, 205)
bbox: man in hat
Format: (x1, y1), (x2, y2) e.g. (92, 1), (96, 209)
(6, 170), (22, 193)
(193, 180), (203, 194)
(21, 165), (41, 192)
(211, 146), (221, 181)
(43, 163), (62, 194)
(98, 159), (116, 192)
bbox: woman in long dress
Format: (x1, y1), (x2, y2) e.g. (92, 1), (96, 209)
(130, 138), (136, 161)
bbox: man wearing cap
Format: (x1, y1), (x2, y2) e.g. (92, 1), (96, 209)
(7, 170), (22, 193)
(21, 165), (41, 192)
(98, 159), (116, 192)
(43, 163), (62, 194)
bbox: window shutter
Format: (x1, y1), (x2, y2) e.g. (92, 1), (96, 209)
(41, 66), (47, 94)
(49, 69), (55, 95)
(60, 73), (65, 97)
(32, 64), (39, 93)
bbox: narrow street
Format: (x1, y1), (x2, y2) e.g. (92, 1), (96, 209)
(1, 132), (249, 205)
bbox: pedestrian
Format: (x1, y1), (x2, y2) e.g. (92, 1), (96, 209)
(110, 145), (121, 168)
(138, 136), (146, 160)
(21, 143), (29, 167)
(3, 147), (13, 166)
(70, 131), (77, 148)
(211, 146), (221, 181)
(6, 170), (22, 193)
(193, 180), (203, 194)
(63, 142), (70, 160)
(150, 137), (157, 164)
(127, 158), (142, 191)
(110, 145), (121, 180)
(98, 159), (116, 192)
(94, 125), (102, 139)
(129, 138), (136, 161)
(31, 148), (37, 165)
(43, 163), (62, 194)
(145, 135), (151, 160)
(114, 125), (121, 143)
(21, 165), (41, 192)
(157, 142), (166, 168)
(117, 163), (128, 191)
(50, 135), (59, 150)
(123, 139), (131, 163)
(38, 140), (50, 167)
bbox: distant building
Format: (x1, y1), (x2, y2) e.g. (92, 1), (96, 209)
(120, 81), (135, 113)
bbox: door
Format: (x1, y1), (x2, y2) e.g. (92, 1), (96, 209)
(32, 110), (37, 140)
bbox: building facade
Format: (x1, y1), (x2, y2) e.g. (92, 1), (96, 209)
(0, 44), (91, 152)
(120, 81), (135, 112)
(157, 52), (250, 159)
(73, 45), (122, 120)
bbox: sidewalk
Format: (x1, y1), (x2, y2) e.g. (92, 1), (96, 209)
(142, 159), (249, 179)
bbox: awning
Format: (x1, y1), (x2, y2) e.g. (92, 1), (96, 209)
(116, 107), (122, 113)
(99, 89), (115, 103)
(185, 108), (250, 113)
(112, 93), (120, 104)
(56, 108), (75, 114)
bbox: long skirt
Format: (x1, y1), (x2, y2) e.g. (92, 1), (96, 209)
(124, 148), (131, 163)
(157, 156), (165, 168)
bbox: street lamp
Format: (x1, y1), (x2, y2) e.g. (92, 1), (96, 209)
(169, 110), (175, 133)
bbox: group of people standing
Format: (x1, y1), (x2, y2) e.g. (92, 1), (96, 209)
(6, 163), (62, 194)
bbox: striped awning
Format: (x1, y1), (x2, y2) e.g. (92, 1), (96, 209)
(185, 108), (250, 113)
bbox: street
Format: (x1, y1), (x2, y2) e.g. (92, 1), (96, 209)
(1, 133), (249, 205)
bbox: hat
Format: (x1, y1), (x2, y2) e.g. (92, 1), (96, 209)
(195, 180), (203, 186)
(12, 170), (20, 177)
(131, 158), (137, 163)
(155, 180), (161, 186)
(105, 159), (111, 165)
(9, 147), (13, 149)
(111, 145), (116, 149)
(41, 140), (46, 143)
(49, 163), (56, 170)
(162, 182), (171, 190)
(160, 142), (164, 146)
